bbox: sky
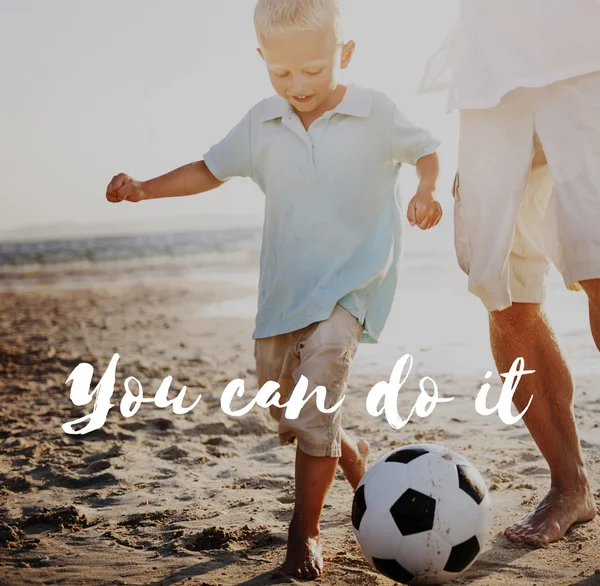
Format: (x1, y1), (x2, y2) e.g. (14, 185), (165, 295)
(0, 0), (459, 239)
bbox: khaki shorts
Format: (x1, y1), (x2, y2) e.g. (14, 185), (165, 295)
(254, 304), (362, 458)
(455, 70), (600, 312)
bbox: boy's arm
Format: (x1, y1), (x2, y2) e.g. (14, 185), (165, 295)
(407, 152), (443, 230)
(390, 103), (442, 230)
(415, 151), (440, 195)
(106, 161), (223, 203)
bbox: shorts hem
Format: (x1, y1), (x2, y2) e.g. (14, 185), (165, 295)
(278, 433), (341, 458)
(507, 284), (546, 305)
(562, 260), (600, 290)
(298, 437), (342, 458)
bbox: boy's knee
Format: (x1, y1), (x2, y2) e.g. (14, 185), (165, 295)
(269, 403), (283, 422)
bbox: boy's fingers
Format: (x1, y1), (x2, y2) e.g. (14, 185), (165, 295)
(114, 173), (130, 190)
(418, 215), (432, 230)
(407, 201), (416, 226)
(106, 174), (129, 200)
(419, 206), (438, 230)
(423, 205), (442, 229)
(109, 174), (130, 194)
(117, 183), (134, 201)
(106, 188), (121, 203)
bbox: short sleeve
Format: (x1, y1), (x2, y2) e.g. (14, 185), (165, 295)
(203, 111), (252, 181)
(391, 106), (440, 166)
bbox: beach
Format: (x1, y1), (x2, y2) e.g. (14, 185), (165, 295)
(0, 242), (599, 586)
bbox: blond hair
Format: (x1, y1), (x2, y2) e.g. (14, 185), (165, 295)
(254, 0), (343, 44)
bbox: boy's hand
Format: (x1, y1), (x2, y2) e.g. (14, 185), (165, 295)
(106, 174), (147, 203)
(407, 188), (443, 230)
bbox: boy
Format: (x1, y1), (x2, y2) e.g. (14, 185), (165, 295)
(107, 0), (441, 578)
(420, 0), (600, 545)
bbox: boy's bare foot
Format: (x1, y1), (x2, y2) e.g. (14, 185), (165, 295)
(504, 485), (597, 545)
(272, 522), (323, 580)
(340, 436), (370, 491)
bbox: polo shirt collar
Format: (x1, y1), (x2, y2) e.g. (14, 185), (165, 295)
(260, 95), (291, 122)
(260, 83), (373, 122)
(329, 84), (373, 118)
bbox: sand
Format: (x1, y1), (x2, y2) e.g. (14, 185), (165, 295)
(0, 252), (599, 586)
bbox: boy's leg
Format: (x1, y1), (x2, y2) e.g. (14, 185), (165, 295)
(339, 428), (370, 491)
(273, 304), (363, 580)
(272, 447), (337, 580)
(257, 322), (369, 493)
(274, 436), (367, 580)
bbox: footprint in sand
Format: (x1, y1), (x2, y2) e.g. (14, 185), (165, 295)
(21, 505), (92, 533)
(0, 474), (32, 493)
(83, 444), (123, 463)
(276, 494), (295, 504)
(42, 470), (118, 489)
(183, 525), (284, 551)
(157, 446), (188, 460)
(520, 465), (550, 476)
(150, 468), (178, 480)
(88, 460), (112, 473)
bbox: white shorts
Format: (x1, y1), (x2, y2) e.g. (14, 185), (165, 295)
(455, 70), (600, 311)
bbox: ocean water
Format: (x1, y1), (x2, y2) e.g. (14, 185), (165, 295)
(0, 228), (261, 268)
(1, 226), (596, 380)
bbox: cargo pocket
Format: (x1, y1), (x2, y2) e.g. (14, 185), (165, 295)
(452, 172), (473, 276)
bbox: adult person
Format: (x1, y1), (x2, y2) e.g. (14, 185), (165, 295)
(420, 0), (600, 544)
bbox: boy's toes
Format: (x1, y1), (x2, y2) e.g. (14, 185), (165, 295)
(271, 566), (289, 579)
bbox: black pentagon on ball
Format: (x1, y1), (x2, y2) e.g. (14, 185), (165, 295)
(444, 535), (481, 573)
(457, 464), (485, 505)
(385, 447), (429, 464)
(352, 484), (367, 531)
(373, 557), (415, 584)
(390, 488), (436, 536)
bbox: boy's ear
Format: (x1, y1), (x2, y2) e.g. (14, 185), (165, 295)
(257, 47), (265, 61)
(340, 40), (355, 69)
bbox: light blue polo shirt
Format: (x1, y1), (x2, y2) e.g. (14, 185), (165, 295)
(203, 84), (440, 343)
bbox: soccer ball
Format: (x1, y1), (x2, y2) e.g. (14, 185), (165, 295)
(352, 444), (492, 585)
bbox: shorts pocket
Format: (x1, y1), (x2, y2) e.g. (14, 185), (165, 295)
(452, 173), (473, 276)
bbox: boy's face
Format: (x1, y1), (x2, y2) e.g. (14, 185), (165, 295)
(258, 29), (354, 115)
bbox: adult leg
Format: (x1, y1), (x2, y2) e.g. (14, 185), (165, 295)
(489, 303), (596, 544)
(579, 280), (600, 351)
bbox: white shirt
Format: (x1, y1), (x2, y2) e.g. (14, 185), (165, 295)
(420, 0), (600, 110)
(203, 84), (439, 342)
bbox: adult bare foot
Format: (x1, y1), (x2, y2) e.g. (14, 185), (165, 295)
(505, 485), (597, 545)
(272, 521), (323, 580)
(340, 437), (370, 491)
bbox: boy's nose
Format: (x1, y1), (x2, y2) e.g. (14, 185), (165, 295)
(289, 77), (309, 95)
